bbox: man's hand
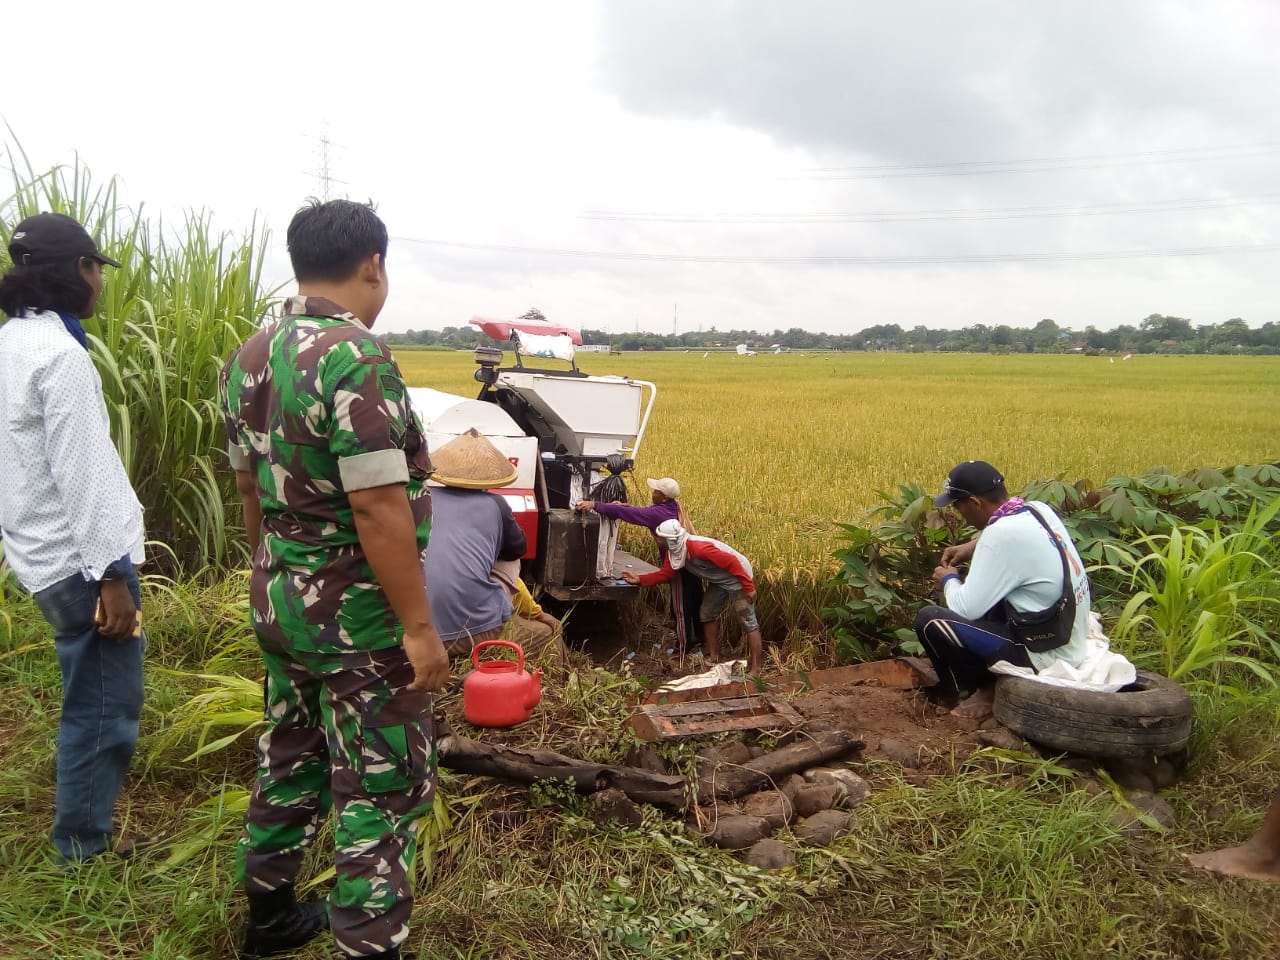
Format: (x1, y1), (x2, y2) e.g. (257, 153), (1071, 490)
(940, 539), (977, 568)
(538, 611), (562, 632)
(932, 565), (961, 589)
(575, 500), (596, 512)
(349, 484), (445, 692)
(745, 588), (757, 603)
(403, 625), (450, 693)
(621, 570), (639, 585)
(96, 579), (138, 640)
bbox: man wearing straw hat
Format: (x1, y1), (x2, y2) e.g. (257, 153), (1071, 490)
(423, 428), (567, 665)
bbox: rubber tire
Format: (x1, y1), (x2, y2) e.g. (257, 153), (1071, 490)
(993, 669), (1193, 759)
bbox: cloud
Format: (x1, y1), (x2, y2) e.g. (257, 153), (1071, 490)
(594, 1), (1279, 166)
(4, 1), (1278, 333)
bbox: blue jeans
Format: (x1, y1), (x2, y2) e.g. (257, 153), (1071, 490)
(32, 563), (144, 861)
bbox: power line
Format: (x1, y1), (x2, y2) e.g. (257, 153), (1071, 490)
(579, 193), (1280, 225)
(808, 140), (1280, 171)
(392, 234), (1280, 266)
(799, 141), (1280, 179)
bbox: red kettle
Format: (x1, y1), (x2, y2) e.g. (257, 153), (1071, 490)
(463, 640), (544, 728)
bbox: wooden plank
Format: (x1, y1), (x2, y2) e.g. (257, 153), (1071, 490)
(657, 696), (777, 718)
(629, 695), (804, 742)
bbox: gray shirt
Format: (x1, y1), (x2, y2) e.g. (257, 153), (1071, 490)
(422, 487), (527, 643)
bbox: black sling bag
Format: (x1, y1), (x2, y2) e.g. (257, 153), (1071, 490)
(1003, 506), (1076, 653)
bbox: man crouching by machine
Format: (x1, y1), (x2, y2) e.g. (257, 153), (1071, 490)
(915, 460), (1093, 721)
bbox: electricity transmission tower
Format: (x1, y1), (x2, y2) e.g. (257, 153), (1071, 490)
(304, 130), (349, 200)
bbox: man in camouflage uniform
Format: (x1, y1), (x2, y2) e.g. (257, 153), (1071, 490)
(220, 199), (449, 960)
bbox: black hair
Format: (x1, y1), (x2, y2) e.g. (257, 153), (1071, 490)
(0, 258), (93, 318)
(286, 199), (388, 283)
(980, 482), (1009, 503)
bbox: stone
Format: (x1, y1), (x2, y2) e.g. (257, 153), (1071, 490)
(705, 815), (773, 849)
(977, 726), (1035, 753)
(690, 801), (740, 830)
(589, 788), (644, 828)
(1108, 805), (1143, 838)
(879, 738), (922, 768)
(1056, 756), (1101, 776)
(792, 783), (843, 818)
(1150, 757), (1181, 791)
(779, 773), (807, 805)
(624, 744), (669, 775)
(795, 809), (854, 847)
(803, 768), (873, 808)
(697, 739), (754, 770)
(741, 790), (795, 828)
(1105, 757), (1157, 798)
(742, 838), (796, 870)
(1126, 790), (1178, 829)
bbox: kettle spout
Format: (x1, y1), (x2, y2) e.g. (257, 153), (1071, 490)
(525, 667), (544, 710)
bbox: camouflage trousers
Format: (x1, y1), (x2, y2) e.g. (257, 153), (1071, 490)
(236, 642), (436, 958)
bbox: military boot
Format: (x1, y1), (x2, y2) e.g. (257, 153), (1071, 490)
(240, 883), (329, 959)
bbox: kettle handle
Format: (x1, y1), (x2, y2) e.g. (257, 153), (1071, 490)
(472, 639), (525, 671)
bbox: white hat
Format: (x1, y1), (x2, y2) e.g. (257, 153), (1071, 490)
(655, 519), (689, 568)
(646, 477), (680, 499)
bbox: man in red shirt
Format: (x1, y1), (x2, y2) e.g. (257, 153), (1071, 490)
(623, 519), (764, 674)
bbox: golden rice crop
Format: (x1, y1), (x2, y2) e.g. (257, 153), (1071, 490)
(395, 348), (1279, 638)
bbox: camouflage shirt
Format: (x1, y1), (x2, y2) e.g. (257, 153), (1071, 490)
(220, 296), (432, 655)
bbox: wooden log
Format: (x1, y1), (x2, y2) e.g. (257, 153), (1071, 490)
(435, 724), (862, 813)
(437, 732), (689, 810)
(696, 730), (864, 803)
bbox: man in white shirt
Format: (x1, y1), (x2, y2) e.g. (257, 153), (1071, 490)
(0, 213), (144, 862)
(915, 460), (1091, 721)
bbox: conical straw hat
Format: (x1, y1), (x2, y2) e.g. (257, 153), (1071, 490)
(430, 427), (518, 489)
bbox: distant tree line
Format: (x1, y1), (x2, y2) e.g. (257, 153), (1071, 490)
(382, 314), (1280, 355)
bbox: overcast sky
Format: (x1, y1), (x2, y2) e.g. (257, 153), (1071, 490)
(5, 1), (1278, 334)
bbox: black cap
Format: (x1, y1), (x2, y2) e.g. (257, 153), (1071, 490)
(7, 213), (121, 268)
(933, 460), (1005, 508)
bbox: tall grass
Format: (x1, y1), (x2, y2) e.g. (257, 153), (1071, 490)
(1, 140), (276, 572)
(1104, 496), (1280, 692)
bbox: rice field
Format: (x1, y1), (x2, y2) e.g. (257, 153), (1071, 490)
(395, 350), (1279, 586)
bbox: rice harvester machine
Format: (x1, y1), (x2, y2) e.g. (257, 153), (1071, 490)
(407, 316), (659, 601)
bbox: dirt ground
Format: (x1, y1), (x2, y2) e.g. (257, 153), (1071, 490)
(567, 600), (991, 772)
(790, 683), (984, 769)
(431, 593), (1004, 784)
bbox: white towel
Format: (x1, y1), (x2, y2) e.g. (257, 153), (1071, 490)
(658, 660), (749, 691)
(989, 612), (1137, 692)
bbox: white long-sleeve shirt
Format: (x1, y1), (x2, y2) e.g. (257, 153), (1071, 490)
(943, 501), (1091, 670)
(0, 310), (145, 593)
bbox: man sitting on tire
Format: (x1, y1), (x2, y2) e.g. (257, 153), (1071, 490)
(915, 460), (1092, 720)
